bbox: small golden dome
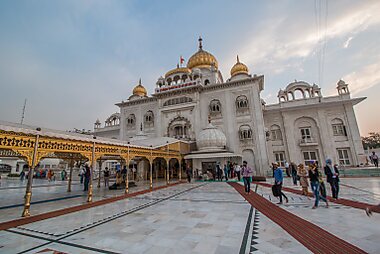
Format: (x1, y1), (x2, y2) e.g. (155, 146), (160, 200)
(187, 37), (218, 70)
(230, 55), (249, 77)
(165, 66), (191, 78)
(132, 79), (147, 97)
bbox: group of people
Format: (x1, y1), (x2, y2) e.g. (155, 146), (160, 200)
(272, 159), (340, 209)
(213, 161), (252, 182)
(79, 165), (91, 191)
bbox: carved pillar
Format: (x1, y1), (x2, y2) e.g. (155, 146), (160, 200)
(22, 130), (40, 217)
(87, 140), (96, 203)
(97, 159), (103, 188)
(166, 158), (170, 185)
(67, 159), (74, 192)
(178, 157), (182, 181)
(149, 159), (153, 189)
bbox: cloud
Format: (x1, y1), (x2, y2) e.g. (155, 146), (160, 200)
(343, 36), (353, 48)
(343, 61), (380, 95)
(240, 1), (380, 73)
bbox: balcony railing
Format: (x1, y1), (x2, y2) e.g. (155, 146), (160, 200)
(299, 137), (318, 146)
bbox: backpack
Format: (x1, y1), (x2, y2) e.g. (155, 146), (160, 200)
(272, 184), (280, 197)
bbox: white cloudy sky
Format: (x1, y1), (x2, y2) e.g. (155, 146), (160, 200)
(0, 0), (379, 135)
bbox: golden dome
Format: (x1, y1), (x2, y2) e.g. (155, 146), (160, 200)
(230, 55), (249, 77)
(165, 66), (191, 78)
(132, 79), (147, 97)
(187, 37), (218, 70)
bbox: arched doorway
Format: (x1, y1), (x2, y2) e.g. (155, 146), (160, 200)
(167, 116), (192, 140)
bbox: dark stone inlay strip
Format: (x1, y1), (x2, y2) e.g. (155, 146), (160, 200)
(239, 206), (253, 254)
(0, 194), (84, 210)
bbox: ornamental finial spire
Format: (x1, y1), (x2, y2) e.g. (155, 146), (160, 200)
(237, 55), (240, 63)
(198, 36), (203, 50)
(139, 78), (142, 86)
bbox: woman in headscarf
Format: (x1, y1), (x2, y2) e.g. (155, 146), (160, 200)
(297, 163), (309, 195)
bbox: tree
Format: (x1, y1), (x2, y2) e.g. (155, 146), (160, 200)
(362, 132), (380, 149)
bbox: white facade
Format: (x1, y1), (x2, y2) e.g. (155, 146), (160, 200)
(94, 39), (366, 176)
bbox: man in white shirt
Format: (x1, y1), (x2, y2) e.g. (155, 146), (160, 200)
(234, 163), (241, 181)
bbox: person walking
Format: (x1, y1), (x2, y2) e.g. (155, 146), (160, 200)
(47, 169), (52, 182)
(273, 163), (288, 204)
(223, 164), (229, 182)
(84, 165), (91, 191)
(61, 169), (67, 181)
(372, 151), (379, 168)
(20, 170), (25, 181)
(314, 161), (327, 200)
(235, 163), (241, 181)
(284, 161), (290, 177)
(186, 166), (192, 183)
(324, 159), (340, 199)
(79, 167), (85, 184)
(216, 163), (222, 181)
(309, 164), (328, 209)
(290, 162), (298, 185)
(104, 167), (110, 187)
(241, 161), (253, 193)
(297, 164), (309, 195)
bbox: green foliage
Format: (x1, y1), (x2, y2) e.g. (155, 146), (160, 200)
(362, 132), (380, 149)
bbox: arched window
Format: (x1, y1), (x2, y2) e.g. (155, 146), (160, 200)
(236, 95), (249, 110)
(270, 125), (282, 141)
(209, 99), (221, 114)
(105, 113), (120, 127)
(126, 114), (136, 129)
(332, 118), (346, 136)
(144, 111), (154, 127)
(239, 125), (253, 140)
(204, 79), (210, 85)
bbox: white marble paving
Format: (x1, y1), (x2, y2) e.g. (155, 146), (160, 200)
(1, 178), (379, 253)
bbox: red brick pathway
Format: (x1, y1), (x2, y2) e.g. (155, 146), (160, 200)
(0, 182), (182, 231)
(230, 182), (367, 254)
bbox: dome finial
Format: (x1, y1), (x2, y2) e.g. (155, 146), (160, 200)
(237, 55), (240, 63)
(139, 78), (142, 86)
(198, 36), (203, 50)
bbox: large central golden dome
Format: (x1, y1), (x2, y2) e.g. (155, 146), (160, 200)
(187, 37), (218, 70)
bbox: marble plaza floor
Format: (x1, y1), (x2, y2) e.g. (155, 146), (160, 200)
(0, 177), (379, 253)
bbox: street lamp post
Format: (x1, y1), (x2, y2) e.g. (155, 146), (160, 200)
(22, 127), (41, 217)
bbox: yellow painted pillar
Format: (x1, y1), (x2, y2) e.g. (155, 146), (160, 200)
(67, 159), (74, 192)
(178, 158), (182, 182)
(149, 159), (153, 189)
(87, 139), (96, 202)
(22, 128), (41, 217)
(166, 159), (170, 185)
